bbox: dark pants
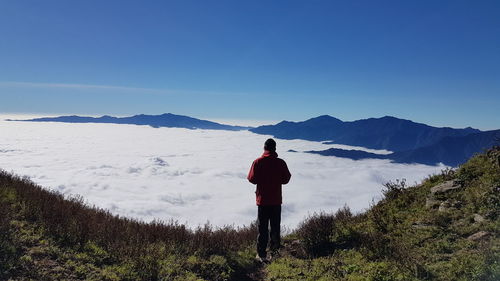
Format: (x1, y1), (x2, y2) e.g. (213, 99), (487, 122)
(257, 205), (281, 257)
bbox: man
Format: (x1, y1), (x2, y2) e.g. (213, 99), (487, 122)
(247, 138), (291, 263)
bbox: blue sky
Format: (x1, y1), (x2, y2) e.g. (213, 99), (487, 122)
(0, 0), (499, 129)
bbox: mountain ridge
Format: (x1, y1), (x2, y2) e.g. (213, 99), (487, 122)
(252, 115), (499, 166)
(8, 113), (250, 131)
(10, 113), (498, 166)
(251, 115), (481, 152)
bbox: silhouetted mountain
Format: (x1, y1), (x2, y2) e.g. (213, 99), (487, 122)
(251, 115), (480, 152)
(307, 148), (387, 160)
(10, 113), (250, 131)
(390, 129), (500, 166)
(308, 129), (500, 166)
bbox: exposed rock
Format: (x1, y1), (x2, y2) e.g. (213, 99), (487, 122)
(411, 222), (433, 229)
(426, 181), (463, 210)
(473, 214), (485, 223)
(430, 180), (462, 195)
(438, 201), (451, 212)
(453, 219), (467, 228)
(425, 198), (441, 209)
(438, 199), (460, 212)
(467, 231), (491, 241)
(28, 246), (49, 257)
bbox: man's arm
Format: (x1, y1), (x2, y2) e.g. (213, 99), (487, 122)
(247, 160), (258, 184)
(282, 161), (291, 184)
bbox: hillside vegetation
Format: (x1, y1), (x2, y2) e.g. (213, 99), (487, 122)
(1, 147), (499, 280)
(269, 147), (499, 280)
(0, 172), (258, 280)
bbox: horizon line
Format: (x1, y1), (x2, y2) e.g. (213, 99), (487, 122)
(0, 112), (496, 131)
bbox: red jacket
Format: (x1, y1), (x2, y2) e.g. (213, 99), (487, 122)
(247, 151), (291, 205)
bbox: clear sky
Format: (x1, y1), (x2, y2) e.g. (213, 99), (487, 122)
(0, 0), (499, 130)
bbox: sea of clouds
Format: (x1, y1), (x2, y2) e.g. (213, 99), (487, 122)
(0, 115), (446, 229)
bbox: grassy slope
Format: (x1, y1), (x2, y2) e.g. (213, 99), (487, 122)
(1, 147), (499, 280)
(267, 147), (500, 280)
(0, 173), (259, 281)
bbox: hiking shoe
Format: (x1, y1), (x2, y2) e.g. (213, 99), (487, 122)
(255, 254), (268, 263)
(269, 250), (280, 261)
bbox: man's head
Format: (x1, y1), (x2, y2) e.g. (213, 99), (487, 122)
(264, 138), (276, 152)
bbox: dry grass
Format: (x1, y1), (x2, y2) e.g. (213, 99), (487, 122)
(0, 170), (256, 259)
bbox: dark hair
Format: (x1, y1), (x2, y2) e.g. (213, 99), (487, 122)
(264, 138), (276, 152)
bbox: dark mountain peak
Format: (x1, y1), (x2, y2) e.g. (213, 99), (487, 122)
(276, 120), (295, 125)
(312, 114), (334, 119)
(365, 115), (413, 124)
(346, 116), (413, 127)
(302, 115), (343, 128)
(98, 115), (116, 120)
(463, 126), (481, 133)
(159, 113), (175, 117)
(380, 115), (400, 120)
(379, 115), (416, 124)
(307, 115), (342, 122)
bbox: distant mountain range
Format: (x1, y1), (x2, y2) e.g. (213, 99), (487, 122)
(251, 115), (499, 166)
(11, 113), (499, 166)
(10, 113), (249, 131)
(250, 115), (480, 151)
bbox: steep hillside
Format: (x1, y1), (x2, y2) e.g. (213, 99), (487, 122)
(1, 147), (498, 280)
(0, 172), (258, 280)
(268, 147), (499, 280)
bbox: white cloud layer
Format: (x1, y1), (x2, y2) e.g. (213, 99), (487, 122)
(0, 116), (445, 229)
